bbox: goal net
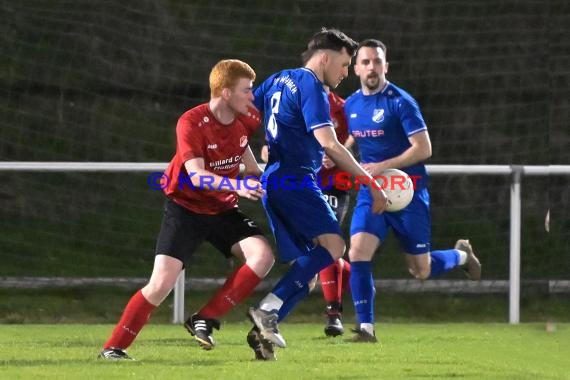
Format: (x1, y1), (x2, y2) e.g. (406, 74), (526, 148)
(1, 1), (567, 286)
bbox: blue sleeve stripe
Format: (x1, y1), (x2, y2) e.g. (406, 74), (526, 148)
(407, 126), (427, 136)
(309, 122), (333, 131)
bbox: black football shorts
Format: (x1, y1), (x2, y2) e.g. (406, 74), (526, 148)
(322, 187), (350, 226)
(154, 198), (264, 264)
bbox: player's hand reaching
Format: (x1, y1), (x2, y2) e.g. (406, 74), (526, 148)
(369, 184), (388, 214)
(237, 177), (265, 200)
(361, 162), (387, 177)
(243, 167), (263, 178)
(322, 154), (336, 169)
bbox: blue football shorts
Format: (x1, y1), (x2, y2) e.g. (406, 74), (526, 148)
(262, 177), (342, 263)
(350, 187), (431, 254)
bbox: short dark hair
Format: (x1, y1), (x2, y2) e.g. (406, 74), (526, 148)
(301, 27), (358, 64)
(356, 39), (387, 58)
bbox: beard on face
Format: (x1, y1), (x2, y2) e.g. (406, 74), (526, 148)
(364, 73), (380, 91)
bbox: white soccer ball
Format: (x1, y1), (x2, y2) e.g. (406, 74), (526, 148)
(377, 168), (414, 212)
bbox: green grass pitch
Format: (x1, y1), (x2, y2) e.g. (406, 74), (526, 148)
(0, 323), (568, 379)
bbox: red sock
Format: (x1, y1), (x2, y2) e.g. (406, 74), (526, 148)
(341, 259), (351, 293)
(198, 264), (261, 319)
(103, 290), (156, 350)
(319, 262), (339, 304)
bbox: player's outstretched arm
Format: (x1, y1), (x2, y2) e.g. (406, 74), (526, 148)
(322, 135), (356, 169)
(260, 145), (269, 163)
(241, 145), (264, 177)
(184, 158), (264, 200)
(313, 126), (387, 214)
(343, 135), (355, 150)
(361, 131), (432, 176)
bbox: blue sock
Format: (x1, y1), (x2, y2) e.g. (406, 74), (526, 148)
(350, 261), (375, 324)
(429, 249), (461, 278)
(271, 245), (334, 303)
(277, 286), (309, 322)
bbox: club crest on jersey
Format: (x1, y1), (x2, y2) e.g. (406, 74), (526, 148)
(239, 135), (248, 147)
(198, 116), (210, 127)
(372, 109), (385, 123)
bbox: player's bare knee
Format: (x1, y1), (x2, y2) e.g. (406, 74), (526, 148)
(246, 247), (274, 277)
(412, 266), (431, 280)
(329, 246), (345, 260)
(349, 246), (368, 262)
(332, 237), (346, 260)
(142, 281), (173, 305)
(316, 234), (345, 260)
(257, 253), (275, 274)
(257, 245), (275, 264)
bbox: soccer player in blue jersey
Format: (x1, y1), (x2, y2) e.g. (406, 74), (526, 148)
(245, 28), (388, 359)
(345, 39), (482, 342)
(260, 85), (353, 339)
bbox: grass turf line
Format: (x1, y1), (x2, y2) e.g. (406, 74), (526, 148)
(0, 323), (568, 380)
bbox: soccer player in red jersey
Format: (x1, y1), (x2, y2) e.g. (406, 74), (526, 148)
(99, 59), (275, 360)
(317, 88), (353, 337)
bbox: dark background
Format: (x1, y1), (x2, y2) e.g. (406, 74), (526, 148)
(0, 1), (568, 280)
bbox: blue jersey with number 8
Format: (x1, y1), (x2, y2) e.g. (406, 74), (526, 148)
(253, 68), (332, 179)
